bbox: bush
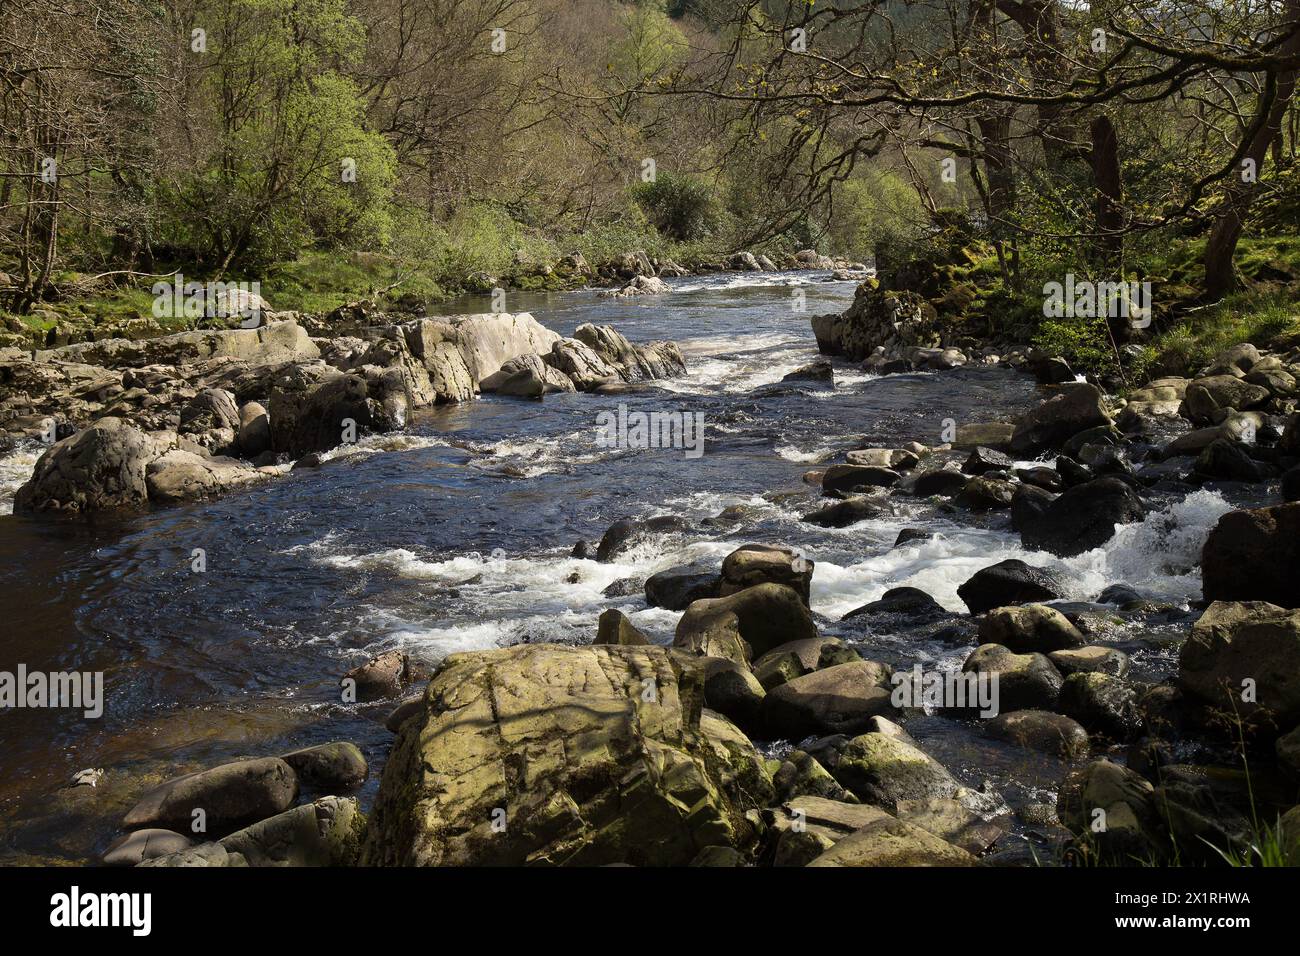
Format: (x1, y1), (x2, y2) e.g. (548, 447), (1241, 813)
(632, 172), (717, 241)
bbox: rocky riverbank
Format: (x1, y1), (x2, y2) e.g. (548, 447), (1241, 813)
(2, 312), (685, 515)
(8, 274), (1300, 867)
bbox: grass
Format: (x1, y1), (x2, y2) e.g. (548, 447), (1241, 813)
(1144, 288), (1300, 376)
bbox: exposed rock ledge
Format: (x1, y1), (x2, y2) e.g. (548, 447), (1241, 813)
(5, 312), (685, 515)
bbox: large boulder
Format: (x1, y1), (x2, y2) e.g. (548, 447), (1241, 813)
(805, 814), (975, 866)
(144, 450), (265, 504)
(961, 644), (1063, 712)
(957, 560), (1064, 615)
(573, 324), (686, 381)
(1201, 503), (1300, 607)
(122, 757), (299, 832)
(644, 563), (719, 611)
(280, 742), (369, 791)
(674, 583), (818, 661)
(14, 417), (154, 514)
(986, 710), (1089, 758)
(361, 645), (761, 866)
(1057, 759), (1164, 862)
(1178, 601), (1300, 728)
(1058, 672), (1142, 740)
(1017, 478), (1147, 557)
(830, 724), (971, 812)
(810, 285), (942, 363)
(977, 604), (1086, 653)
(595, 515), (690, 562)
(761, 660), (896, 739)
(1182, 375), (1270, 424)
(268, 363), (406, 457)
(719, 544), (813, 606)
(441, 313), (561, 387)
(1010, 384), (1111, 455)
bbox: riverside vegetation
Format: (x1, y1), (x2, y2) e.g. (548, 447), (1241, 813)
(3, 1), (1300, 868)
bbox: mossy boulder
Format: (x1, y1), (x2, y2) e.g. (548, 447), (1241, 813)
(362, 644), (763, 866)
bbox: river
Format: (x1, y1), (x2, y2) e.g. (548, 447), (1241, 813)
(0, 271), (1243, 863)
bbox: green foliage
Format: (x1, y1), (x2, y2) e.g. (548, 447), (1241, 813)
(632, 171), (717, 241)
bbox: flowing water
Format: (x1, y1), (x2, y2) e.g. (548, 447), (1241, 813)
(0, 272), (1244, 862)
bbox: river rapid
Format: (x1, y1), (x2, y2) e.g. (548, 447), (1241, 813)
(0, 271), (1248, 863)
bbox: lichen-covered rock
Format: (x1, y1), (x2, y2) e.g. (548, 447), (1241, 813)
(675, 583), (819, 661)
(978, 604), (1085, 653)
(830, 725), (967, 812)
(811, 285), (941, 363)
(362, 644), (763, 866)
(986, 710), (1089, 758)
(218, 796), (366, 867)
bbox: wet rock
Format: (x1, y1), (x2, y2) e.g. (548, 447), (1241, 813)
(719, 544), (813, 606)
(1201, 503), (1300, 607)
(1194, 438), (1266, 482)
(1010, 484), (1054, 535)
(801, 496), (881, 528)
(281, 742), (369, 791)
(842, 587), (948, 624)
(977, 604), (1085, 653)
(101, 829), (194, 867)
(145, 449), (265, 504)
(362, 644), (762, 865)
(1097, 584), (1143, 606)
(821, 463), (900, 494)
(806, 814), (975, 866)
(594, 608), (651, 646)
(268, 363), (405, 457)
(1058, 673), (1142, 740)
(342, 649), (410, 702)
(952, 422), (1014, 450)
(893, 528), (932, 547)
(384, 697), (423, 734)
(1049, 645), (1130, 677)
(1010, 383), (1111, 455)
(595, 515), (690, 562)
(1282, 466), (1300, 502)
(986, 710), (1089, 758)
(961, 644), (1063, 712)
(962, 446), (1013, 475)
(675, 583), (818, 661)
(1178, 600), (1300, 727)
(910, 468), (969, 497)
(957, 560), (1063, 615)
(1015, 466), (1064, 492)
(761, 660), (896, 738)
(237, 401), (271, 457)
(955, 476), (1016, 510)
(845, 449), (917, 473)
(782, 361), (834, 383)
(895, 797), (1005, 855)
(601, 577), (641, 598)
(136, 842), (238, 868)
(644, 564), (718, 611)
(122, 757), (299, 832)
(218, 796), (366, 867)
(1017, 477), (1147, 557)
(1276, 725), (1300, 779)
(14, 417), (153, 514)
